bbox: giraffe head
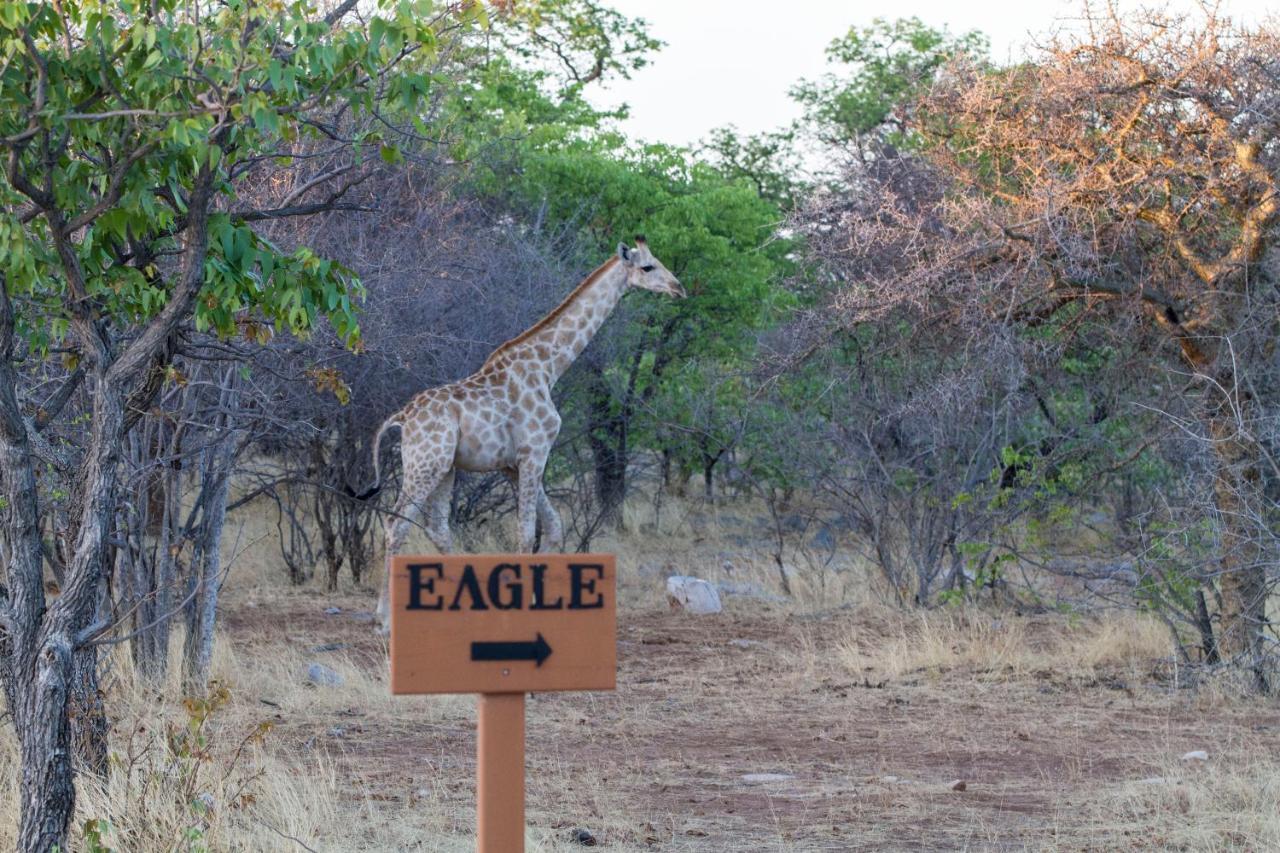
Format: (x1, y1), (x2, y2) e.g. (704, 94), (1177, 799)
(618, 236), (685, 298)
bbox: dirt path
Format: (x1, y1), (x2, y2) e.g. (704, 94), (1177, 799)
(223, 595), (1280, 851)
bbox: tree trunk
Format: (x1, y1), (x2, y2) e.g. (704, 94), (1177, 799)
(1194, 587), (1221, 664)
(1165, 312), (1273, 691)
(1207, 414), (1269, 691)
(183, 432), (236, 695)
(700, 437), (723, 503)
(129, 424), (181, 684)
(0, 284), (74, 850)
(7, 383), (128, 850)
(590, 439), (627, 522)
(15, 639), (77, 852)
(585, 373), (628, 525)
(660, 447), (676, 494)
(137, 461), (180, 683)
(70, 642), (108, 777)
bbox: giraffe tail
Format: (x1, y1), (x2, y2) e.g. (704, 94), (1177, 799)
(349, 411), (404, 501)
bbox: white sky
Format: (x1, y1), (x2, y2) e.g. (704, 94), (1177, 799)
(587, 0), (1275, 148)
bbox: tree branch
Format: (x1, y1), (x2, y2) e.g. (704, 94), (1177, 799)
(230, 201), (374, 222)
(34, 368), (85, 432)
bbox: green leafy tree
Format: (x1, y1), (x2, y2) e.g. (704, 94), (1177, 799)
(0, 0), (469, 846)
(492, 0), (661, 97)
(702, 125), (803, 210)
(791, 17), (987, 156)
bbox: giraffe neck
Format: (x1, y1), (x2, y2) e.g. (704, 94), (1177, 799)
(518, 259), (629, 382)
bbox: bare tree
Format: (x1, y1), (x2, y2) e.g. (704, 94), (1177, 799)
(801, 9), (1280, 686)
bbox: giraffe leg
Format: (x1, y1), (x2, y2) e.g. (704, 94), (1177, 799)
(376, 492), (419, 635)
(536, 486), (564, 552)
(375, 465), (451, 635)
(515, 457), (546, 554)
(502, 468), (561, 552)
(423, 469), (455, 554)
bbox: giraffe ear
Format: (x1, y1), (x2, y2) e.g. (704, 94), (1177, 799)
(618, 242), (633, 265)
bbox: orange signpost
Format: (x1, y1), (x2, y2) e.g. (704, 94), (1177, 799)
(389, 554), (618, 852)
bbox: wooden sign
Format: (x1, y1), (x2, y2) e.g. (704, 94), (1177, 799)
(388, 553), (617, 695)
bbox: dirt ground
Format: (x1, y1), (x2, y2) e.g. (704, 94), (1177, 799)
(218, 586), (1280, 852)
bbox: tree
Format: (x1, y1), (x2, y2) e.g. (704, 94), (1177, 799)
(0, 1), (466, 846)
(790, 16), (987, 160)
(809, 10), (1280, 687)
(702, 125), (804, 210)
(490, 0), (661, 96)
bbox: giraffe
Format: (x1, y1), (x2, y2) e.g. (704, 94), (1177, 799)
(362, 236), (684, 630)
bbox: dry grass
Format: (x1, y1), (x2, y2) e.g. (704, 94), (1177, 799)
(0, 673), (348, 851)
(1092, 758), (1280, 850)
(837, 607), (1174, 682)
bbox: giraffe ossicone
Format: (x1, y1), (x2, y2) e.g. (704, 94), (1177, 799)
(365, 237), (684, 632)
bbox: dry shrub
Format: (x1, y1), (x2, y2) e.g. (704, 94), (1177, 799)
(840, 607), (1172, 681)
(0, 630), (479, 851)
(0, 684), (342, 851)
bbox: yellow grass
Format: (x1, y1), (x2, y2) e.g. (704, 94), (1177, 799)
(838, 607), (1174, 682)
(1095, 758), (1280, 850)
(0, 674), (348, 851)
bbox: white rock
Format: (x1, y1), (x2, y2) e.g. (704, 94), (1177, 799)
(306, 662), (344, 687)
(741, 773), (795, 784)
(666, 576), (722, 615)
(1181, 750), (1209, 762)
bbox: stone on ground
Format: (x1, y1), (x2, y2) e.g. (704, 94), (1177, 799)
(306, 662), (344, 687)
(666, 575), (722, 614)
(569, 827), (598, 846)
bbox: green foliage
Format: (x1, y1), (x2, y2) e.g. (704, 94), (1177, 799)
(1134, 519), (1215, 616)
(495, 0), (662, 97)
(0, 0), (460, 353)
(791, 17), (987, 149)
(82, 819), (114, 853)
(424, 1), (663, 181)
(702, 126), (804, 209)
(438, 53), (618, 177)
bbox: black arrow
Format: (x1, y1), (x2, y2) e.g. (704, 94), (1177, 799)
(471, 633), (553, 667)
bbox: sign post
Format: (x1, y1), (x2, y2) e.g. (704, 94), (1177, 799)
(389, 554), (617, 853)
(477, 692), (525, 852)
